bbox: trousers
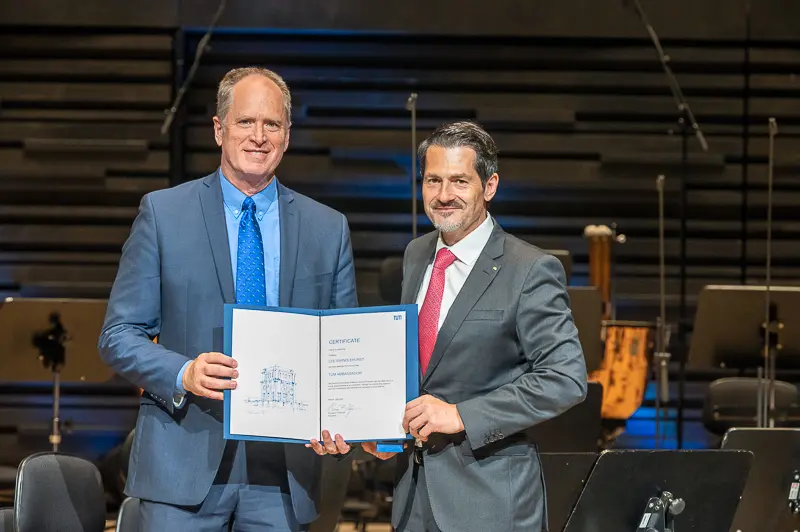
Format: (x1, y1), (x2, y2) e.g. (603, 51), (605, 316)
(394, 462), (442, 532)
(138, 440), (306, 531)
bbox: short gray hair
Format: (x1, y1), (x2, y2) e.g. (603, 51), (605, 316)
(216, 67), (292, 124)
(418, 120), (498, 186)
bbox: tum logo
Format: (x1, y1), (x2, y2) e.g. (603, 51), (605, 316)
(393, 314), (403, 321)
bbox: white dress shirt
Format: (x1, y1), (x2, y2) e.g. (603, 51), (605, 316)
(415, 214), (495, 331)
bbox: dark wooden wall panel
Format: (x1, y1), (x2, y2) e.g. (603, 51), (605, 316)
(0, 28), (174, 299)
(0, 0), (179, 27)
(8, 0), (799, 40)
(178, 0), (751, 39)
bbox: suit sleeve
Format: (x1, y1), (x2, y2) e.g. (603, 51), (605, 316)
(331, 213), (358, 309)
(98, 194), (190, 413)
(456, 253), (588, 451)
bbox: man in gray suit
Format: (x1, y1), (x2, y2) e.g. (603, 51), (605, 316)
(361, 121), (588, 531)
(99, 67), (354, 531)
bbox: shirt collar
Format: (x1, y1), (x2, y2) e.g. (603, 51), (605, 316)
(435, 213), (494, 266)
(219, 168), (278, 221)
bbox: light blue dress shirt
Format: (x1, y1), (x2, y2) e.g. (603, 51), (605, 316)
(174, 170), (281, 403)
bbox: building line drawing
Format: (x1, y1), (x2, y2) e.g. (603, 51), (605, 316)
(245, 365), (306, 411)
(260, 365), (297, 406)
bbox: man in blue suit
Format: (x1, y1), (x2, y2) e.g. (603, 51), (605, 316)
(99, 67), (356, 530)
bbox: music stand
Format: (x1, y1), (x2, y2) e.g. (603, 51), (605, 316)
(564, 449), (753, 532)
(688, 285), (800, 372)
(539, 452), (598, 532)
(721, 427), (800, 531)
(529, 382), (601, 453)
(0, 297), (113, 451)
(567, 287), (603, 373)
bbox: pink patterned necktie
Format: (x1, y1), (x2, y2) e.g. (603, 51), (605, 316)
(418, 248), (458, 375)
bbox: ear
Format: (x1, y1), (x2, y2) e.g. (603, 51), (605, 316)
(213, 116), (224, 147)
(483, 173), (499, 202)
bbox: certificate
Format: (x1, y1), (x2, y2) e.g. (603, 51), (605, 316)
(223, 304), (418, 444)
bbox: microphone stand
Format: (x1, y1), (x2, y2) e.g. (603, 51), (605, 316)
(629, 0), (709, 449)
(32, 312), (70, 452)
(609, 222), (627, 322)
(758, 118), (778, 427)
(654, 175), (672, 449)
(406, 93), (419, 239)
(161, 0), (227, 135)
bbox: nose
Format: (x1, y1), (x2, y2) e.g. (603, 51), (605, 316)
(436, 182), (457, 204)
(252, 124), (266, 144)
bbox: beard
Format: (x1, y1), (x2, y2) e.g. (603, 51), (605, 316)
(429, 199), (467, 233)
(432, 216), (465, 233)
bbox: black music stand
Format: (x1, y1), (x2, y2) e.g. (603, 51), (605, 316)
(539, 452), (598, 532)
(563, 449), (753, 532)
(529, 382), (601, 453)
(687, 285), (800, 372)
(0, 297), (113, 451)
(567, 287), (603, 374)
(721, 427), (800, 531)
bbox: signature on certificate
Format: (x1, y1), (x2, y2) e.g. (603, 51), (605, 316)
(326, 401), (358, 418)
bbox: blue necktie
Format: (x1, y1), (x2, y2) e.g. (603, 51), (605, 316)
(236, 197), (266, 305)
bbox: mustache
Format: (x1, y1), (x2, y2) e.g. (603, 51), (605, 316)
(431, 199), (465, 209)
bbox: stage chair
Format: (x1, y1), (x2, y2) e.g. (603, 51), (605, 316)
(14, 452), (106, 532)
(702, 377), (799, 436)
(0, 507), (12, 532)
(115, 496), (140, 532)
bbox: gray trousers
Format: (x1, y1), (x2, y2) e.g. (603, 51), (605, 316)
(395, 463), (442, 532)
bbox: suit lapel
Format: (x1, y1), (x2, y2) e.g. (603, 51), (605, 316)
(422, 225), (506, 385)
(278, 183), (299, 307)
(401, 234), (437, 305)
(199, 170), (235, 303)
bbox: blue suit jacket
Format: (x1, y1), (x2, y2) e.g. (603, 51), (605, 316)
(98, 170), (358, 522)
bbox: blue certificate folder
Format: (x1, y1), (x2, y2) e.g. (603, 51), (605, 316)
(223, 303), (418, 452)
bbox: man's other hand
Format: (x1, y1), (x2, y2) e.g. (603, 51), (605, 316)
(306, 430), (351, 456)
(403, 394), (465, 441)
(182, 352), (238, 400)
(362, 441), (400, 460)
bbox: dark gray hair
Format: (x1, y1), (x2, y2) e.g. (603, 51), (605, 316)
(417, 120), (499, 186)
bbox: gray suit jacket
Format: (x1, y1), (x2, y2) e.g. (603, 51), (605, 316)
(391, 222), (588, 532)
(98, 170), (358, 524)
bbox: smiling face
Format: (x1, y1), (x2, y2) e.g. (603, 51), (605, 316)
(421, 145), (498, 245)
(213, 74), (290, 189)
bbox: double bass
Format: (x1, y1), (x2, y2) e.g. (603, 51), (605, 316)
(584, 225), (654, 437)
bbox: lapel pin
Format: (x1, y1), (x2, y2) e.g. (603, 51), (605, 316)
(492, 266), (498, 271)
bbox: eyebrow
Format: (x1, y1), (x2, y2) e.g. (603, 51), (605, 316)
(424, 173), (473, 179)
(235, 116), (283, 125)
